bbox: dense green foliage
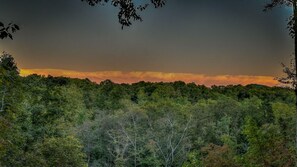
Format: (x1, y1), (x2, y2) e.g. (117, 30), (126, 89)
(0, 54), (296, 166)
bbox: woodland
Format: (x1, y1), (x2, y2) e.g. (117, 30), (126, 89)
(0, 53), (295, 167)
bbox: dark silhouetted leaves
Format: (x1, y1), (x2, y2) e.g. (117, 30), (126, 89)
(264, 0), (294, 38)
(81, 0), (165, 28)
(0, 22), (20, 39)
(0, 22), (20, 40)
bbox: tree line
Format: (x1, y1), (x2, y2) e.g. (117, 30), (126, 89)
(0, 53), (296, 167)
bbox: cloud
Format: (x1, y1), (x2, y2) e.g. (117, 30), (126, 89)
(20, 69), (278, 86)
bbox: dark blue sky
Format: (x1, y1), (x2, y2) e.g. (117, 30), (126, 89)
(0, 0), (293, 76)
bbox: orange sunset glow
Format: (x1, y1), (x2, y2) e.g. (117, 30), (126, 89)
(20, 69), (279, 86)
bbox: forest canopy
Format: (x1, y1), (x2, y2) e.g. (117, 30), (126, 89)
(0, 53), (296, 166)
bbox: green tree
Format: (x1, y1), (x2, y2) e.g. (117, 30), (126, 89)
(242, 117), (295, 167)
(0, 53), (25, 166)
(35, 136), (87, 167)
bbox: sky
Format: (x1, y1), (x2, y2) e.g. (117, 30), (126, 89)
(0, 0), (293, 86)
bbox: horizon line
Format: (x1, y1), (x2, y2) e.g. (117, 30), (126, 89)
(20, 68), (280, 87)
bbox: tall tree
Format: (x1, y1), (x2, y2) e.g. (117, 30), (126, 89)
(264, 0), (297, 160)
(0, 53), (24, 166)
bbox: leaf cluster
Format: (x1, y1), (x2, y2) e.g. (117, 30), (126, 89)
(81, 0), (165, 28)
(0, 22), (20, 40)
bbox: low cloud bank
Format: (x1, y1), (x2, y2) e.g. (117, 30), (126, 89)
(20, 69), (278, 86)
